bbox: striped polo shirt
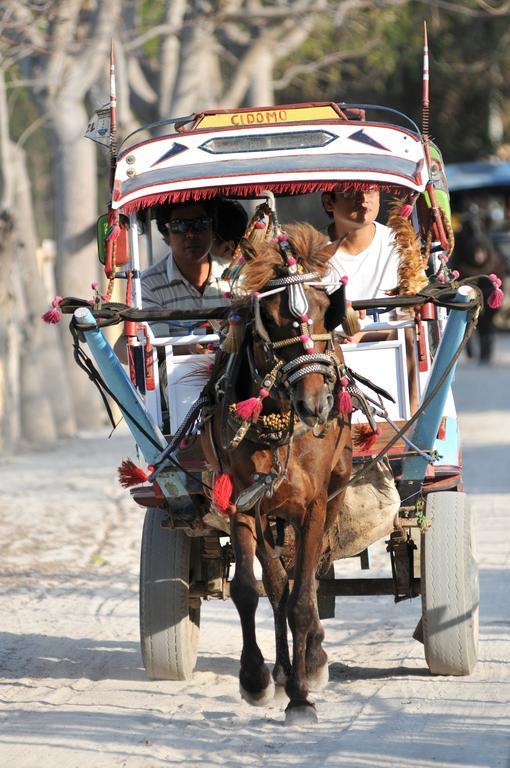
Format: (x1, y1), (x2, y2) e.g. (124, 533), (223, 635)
(141, 252), (231, 335)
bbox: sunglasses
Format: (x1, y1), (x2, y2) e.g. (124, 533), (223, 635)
(338, 185), (379, 199)
(166, 216), (212, 234)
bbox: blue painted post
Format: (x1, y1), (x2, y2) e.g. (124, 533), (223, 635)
(400, 287), (473, 485)
(74, 308), (191, 499)
(74, 307), (167, 464)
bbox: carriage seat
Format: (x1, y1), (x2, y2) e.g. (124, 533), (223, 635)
(141, 322), (219, 438)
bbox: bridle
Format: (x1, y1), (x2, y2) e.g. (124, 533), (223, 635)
(250, 272), (341, 397)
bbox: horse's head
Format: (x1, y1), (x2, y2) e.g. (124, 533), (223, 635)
(239, 223), (347, 429)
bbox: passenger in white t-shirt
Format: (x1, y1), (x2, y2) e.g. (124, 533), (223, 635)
(322, 184), (400, 321)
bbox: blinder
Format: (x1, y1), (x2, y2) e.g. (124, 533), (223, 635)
(324, 283), (347, 332)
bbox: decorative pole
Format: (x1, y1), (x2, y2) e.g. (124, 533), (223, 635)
(421, 22), (448, 251)
(105, 41), (120, 276)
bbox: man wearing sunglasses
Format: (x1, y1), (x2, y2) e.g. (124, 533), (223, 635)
(115, 201), (231, 362)
(322, 184), (400, 321)
(141, 201), (231, 330)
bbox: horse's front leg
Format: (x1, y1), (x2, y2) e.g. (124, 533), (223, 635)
(259, 522), (291, 688)
(285, 497), (327, 725)
(230, 512), (275, 706)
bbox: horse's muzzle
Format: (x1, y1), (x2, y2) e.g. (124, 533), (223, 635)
(292, 386), (333, 427)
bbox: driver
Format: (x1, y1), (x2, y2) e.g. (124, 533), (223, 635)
(322, 184), (400, 323)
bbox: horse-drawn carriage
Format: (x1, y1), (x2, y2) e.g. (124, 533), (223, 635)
(61, 98), (491, 724)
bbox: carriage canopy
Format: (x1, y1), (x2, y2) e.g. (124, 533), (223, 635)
(111, 102), (430, 213)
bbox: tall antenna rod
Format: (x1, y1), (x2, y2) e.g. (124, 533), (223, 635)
(421, 21), (448, 251)
(109, 40), (118, 191)
(422, 20), (430, 140)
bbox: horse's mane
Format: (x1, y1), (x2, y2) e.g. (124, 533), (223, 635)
(240, 223), (336, 293)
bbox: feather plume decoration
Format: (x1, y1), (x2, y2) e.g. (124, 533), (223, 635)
(388, 203), (428, 300)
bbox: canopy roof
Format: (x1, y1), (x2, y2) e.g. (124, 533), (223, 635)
(112, 102), (430, 212)
(446, 161), (510, 193)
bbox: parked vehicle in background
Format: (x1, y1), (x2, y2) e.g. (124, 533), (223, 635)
(446, 161), (510, 335)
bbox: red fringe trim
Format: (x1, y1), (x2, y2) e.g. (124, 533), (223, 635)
(121, 181), (406, 214)
(118, 458), (150, 488)
(353, 424), (382, 452)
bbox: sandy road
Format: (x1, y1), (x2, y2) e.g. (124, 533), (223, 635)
(0, 338), (509, 768)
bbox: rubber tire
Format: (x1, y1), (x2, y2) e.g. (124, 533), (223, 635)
(421, 491), (479, 676)
(140, 508), (200, 680)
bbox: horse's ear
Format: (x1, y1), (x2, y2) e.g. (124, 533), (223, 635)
(324, 284), (346, 331)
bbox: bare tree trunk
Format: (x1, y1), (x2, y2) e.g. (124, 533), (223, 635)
(49, 97), (105, 429)
(14, 144), (76, 440)
(246, 47), (274, 106)
(171, 15), (219, 114)
(0, 210), (20, 451)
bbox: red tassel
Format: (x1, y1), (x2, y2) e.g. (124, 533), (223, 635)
(353, 424), (382, 452)
(488, 288), (503, 309)
(398, 203), (414, 218)
(106, 207), (120, 242)
(106, 223), (121, 242)
(338, 390), (353, 415)
(41, 295), (63, 324)
(42, 307), (62, 324)
(213, 473), (236, 515)
(235, 397), (263, 422)
(118, 458), (150, 488)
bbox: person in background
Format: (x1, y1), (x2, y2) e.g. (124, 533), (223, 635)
(210, 198), (249, 263)
(451, 215), (505, 364)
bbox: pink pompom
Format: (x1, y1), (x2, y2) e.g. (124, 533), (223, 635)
(259, 388), (269, 399)
(437, 273), (446, 284)
(277, 233), (288, 242)
(286, 256), (297, 266)
(340, 376), (349, 387)
(300, 314), (309, 323)
(51, 296), (63, 308)
(255, 220), (266, 229)
(305, 348), (315, 355)
(488, 287), (504, 309)
(340, 275), (349, 285)
(300, 334), (310, 343)
(451, 270), (460, 280)
(91, 281), (99, 291)
(337, 390), (353, 415)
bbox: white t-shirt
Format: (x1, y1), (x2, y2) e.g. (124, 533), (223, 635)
(328, 221), (400, 302)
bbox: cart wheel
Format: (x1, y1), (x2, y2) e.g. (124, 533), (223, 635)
(420, 491), (479, 676)
(140, 508), (200, 680)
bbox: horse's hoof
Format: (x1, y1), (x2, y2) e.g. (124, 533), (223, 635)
(307, 661), (329, 692)
(285, 702), (318, 726)
(240, 676), (275, 707)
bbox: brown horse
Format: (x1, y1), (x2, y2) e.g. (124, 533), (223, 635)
(202, 223), (352, 724)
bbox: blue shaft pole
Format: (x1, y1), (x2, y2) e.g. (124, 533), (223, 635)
(74, 307), (166, 464)
(400, 287), (472, 484)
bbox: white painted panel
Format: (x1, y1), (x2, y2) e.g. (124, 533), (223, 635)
(340, 338), (410, 421)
